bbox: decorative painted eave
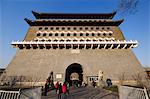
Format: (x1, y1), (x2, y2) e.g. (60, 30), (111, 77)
(33, 37), (115, 41)
(24, 18), (124, 26)
(36, 19), (113, 21)
(11, 40), (138, 49)
(36, 30), (113, 34)
(32, 11), (117, 19)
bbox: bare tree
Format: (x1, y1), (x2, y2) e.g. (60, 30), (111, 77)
(17, 75), (26, 87)
(118, 0), (140, 15)
(118, 72), (126, 85)
(142, 75), (150, 89)
(132, 72), (150, 89)
(25, 75), (41, 87)
(132, 72), (144, 87)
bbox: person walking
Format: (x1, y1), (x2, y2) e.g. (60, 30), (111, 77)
(66, 82), (70, 95)
(55, 82), (59, 94)
(44, 82), (48, 96)
(62, 82), (67, 99)
(57, 83), (62, 99)
(106, 78), (112, 87)
(92, 80), (96, 88)
(41, 86), (44, 96)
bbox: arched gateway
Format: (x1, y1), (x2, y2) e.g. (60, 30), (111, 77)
(65, 63), (83, 86)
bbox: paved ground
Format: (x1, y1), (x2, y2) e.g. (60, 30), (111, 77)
(42, 87), (119, 99)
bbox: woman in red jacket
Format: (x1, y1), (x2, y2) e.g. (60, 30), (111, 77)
(62, 82), (67, 99)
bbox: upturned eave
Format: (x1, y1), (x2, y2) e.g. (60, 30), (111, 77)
(24, 18), (124, 26)
(31, 11), (117, 19)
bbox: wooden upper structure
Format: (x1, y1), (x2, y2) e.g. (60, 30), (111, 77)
(24, 18), (124, 26)
(25, 18), (123, 26)
(24, 11), (123, 26)
(32, 11), (117, 19)
(12, 11), (138, 50)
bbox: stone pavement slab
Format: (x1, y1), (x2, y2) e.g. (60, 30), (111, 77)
(41, 87), (119, 99)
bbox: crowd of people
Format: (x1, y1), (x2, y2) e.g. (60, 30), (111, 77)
(43, 80), (70, 99)
(55, 82), (70, 99)
(42, 78), (112, 98)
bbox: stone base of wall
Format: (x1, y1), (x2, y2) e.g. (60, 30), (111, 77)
(5, 49), (145, 84)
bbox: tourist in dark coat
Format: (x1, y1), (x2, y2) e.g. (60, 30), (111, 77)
(66, 82), (70, 95)
(106, 78), (112, 87)
(44, 82), (48, 96)
(92, 80), (96, 88)
(57, 83), (62, 99)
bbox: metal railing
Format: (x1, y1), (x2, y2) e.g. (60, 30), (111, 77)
(20, 87), (41, 99)
(0, 89), (20, 99)
(0, 87), (42, 99)
(119, 86), (150, 99)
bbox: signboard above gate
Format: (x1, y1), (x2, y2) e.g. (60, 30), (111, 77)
(71, 49), (80, 54)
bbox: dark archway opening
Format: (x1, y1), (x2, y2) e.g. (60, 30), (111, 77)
(65, 63), (83, 86)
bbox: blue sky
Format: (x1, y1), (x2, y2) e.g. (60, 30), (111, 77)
(0, 0), (149, 68)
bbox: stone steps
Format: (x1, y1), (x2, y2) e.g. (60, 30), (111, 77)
(42, 87), (119, 99)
